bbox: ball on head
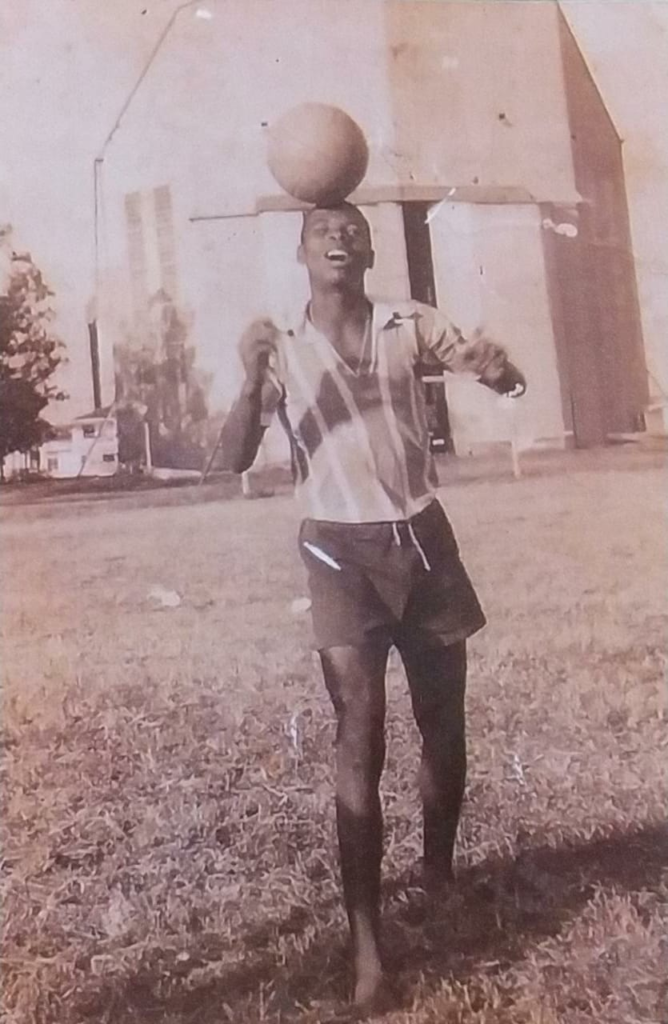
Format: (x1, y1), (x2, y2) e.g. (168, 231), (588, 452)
(266, 103), (369, 205)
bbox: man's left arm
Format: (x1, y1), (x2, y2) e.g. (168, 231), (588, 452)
(415, 304), (527, 397)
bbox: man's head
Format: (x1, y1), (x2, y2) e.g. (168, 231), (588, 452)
(297, 202), (374, 291)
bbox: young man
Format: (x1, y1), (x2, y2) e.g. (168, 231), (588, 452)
(220, 203), (525, 1012)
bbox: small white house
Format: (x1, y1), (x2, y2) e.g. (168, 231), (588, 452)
(40, 409), (119, 478)
(3, 409), (119, 480)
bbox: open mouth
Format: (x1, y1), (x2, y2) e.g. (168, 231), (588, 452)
(325, 249), (352, 265)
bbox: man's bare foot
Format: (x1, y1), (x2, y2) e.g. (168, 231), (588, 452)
(350, 910), (386, 1012)
(353, 969), (394, 1016)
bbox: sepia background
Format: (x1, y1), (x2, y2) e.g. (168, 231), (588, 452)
(1, 4), (666, 1024)
(1, 0), (667, 472)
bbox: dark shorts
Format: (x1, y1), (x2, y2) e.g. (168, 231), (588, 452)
(298, 500), (486, 650)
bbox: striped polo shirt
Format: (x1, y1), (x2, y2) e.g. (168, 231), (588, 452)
(262, 300), (489, 524)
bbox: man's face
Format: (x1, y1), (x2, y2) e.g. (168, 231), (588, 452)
(297, 205), (375, 287)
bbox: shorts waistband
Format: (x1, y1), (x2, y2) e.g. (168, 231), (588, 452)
(301, 500), (442, 570)
(302, 499), (440, 534)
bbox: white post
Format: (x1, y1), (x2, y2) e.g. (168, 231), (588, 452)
(499, 395), (522, 480)
(144, 421), (152, 471)
(510, 434), (522, 480)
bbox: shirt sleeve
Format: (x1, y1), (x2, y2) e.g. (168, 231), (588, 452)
(413, 302), (511, 382)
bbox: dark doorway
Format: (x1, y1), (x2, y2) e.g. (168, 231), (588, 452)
(402, 202), (454, 452)
(402, 201), (437, 307)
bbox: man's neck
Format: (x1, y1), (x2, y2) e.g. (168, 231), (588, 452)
(308, 287), (370, 336)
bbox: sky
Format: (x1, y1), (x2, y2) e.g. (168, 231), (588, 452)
(1, 0), (667, 415)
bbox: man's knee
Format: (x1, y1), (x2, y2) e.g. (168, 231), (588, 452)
(320, 639), (389, 679)
(334, 697), (386, 814)
(320, 642), (388, 716)
(319, 643), (387, 772)
(337, 692), (386, 767)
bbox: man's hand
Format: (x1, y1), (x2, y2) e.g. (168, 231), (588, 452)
(491, 361), (527, 398)
(239, 318), (279, 391)
(472, 333), (526, 398)
(220, 319), (279, 474)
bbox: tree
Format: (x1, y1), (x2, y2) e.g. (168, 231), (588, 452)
(0, 227), (66, 475)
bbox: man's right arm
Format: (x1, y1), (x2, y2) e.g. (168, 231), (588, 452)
(217, 319), (281, 474)
(217, 380), (267, 474)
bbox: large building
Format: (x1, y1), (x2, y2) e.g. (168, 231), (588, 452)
(95, 0), (652, 470)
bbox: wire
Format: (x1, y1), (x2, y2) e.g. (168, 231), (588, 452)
(95, 0), (202, 160)
(93, 158), (102, 311)
(92, 0), (203, 368)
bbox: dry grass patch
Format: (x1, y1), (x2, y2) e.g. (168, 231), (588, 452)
(1, 453), (666, 1022)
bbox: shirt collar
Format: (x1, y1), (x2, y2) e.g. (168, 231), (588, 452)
(278, 300), (415, 338)
(373, 301), (417, 331)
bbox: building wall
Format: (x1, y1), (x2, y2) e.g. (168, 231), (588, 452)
(429, 202), (566, 450)
(101, 0), (396, 216)
(100, 0), (581, 314)
(2, 421), (118, 479)
(538, 11), (649, 447)
(383, 1), (578, 202)
(96, 0), (652, 468)
(39, 420), (118, 478)
(561, 3), (668, 411)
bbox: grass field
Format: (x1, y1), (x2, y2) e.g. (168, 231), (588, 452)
(1, 451), (666, 1024)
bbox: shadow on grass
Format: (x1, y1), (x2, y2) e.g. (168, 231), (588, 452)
(85, 821), (667, 1023)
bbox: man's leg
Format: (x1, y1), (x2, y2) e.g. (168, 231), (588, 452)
(319, 638), (391, 1007)
(394, 635), (467, 888)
